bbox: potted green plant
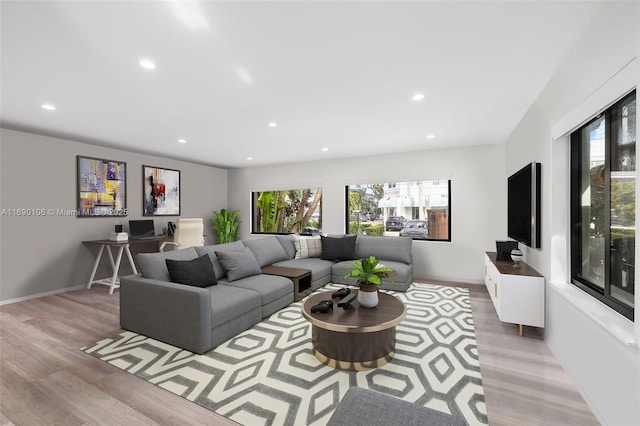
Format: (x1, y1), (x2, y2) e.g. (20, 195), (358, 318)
(343, 255), (395, 308)
(211, 209), (240, 244)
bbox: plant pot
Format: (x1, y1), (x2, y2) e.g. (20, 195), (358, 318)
(357, 284), (379, 308)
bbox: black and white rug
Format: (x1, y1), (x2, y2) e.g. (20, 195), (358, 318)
(83, 283), (488, 425)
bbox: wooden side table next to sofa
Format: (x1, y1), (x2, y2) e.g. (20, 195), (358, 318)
(260, 265), (312, 301)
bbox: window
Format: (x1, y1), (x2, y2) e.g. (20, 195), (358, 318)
(345, 180), (451, 241)
(251, 187), (322, 234)
(570, 90), (635, 320)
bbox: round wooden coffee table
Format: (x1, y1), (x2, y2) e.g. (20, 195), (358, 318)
(301, 289), (406, 370)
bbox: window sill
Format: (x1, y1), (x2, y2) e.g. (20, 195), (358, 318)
(548, 280), (637, 349)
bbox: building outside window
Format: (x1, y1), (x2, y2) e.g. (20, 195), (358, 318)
(346, 180), (451, 241)
(570, 90), (635, 320)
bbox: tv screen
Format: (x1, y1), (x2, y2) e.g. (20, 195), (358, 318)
(508, 162), (541, 248)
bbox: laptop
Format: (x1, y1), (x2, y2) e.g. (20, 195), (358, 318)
(128, 219), (157, 239)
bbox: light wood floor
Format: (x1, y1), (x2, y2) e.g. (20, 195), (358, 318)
(0, 282), (599, 425)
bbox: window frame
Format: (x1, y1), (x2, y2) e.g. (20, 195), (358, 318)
(570, 90), (635, 320)
(250, 187), (323, 235)
(344, 180), (451, 242)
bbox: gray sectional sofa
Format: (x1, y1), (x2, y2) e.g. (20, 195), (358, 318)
(120, 234), (412, 354)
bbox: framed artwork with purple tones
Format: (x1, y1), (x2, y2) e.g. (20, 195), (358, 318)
(143, 165), (181, 216)
(77, 155), (127, 217)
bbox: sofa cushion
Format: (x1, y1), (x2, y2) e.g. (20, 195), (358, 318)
(220, 274), (292, 306)
(165, 254), (216, 288)
(208, 284), (262, 329)
(321, 235), (356, 261)
(135, 247), (199, 281)
(355, 235), (412, 264)
(273, 257), (334, 286)
(195, 241), (245, 280)
(243, 237), (290, 267)
(275, 234), (296, 259)
(215, 248), (262, 282)
(293, 235), (322, 259)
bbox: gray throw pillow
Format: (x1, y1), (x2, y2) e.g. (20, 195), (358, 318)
(165, 254), (217, 288)
(275, 234), (296, 259)
(214, 248), (262, 282)
(135, 247), (199, 281)
(243, 237), (290, 267)
(321, 235), (356, 260)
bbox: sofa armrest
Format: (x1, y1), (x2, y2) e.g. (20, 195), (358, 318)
(119, 274), (213, 354)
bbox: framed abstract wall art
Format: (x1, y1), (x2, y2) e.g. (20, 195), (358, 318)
(77, 155), (127, 217)
(143, 165), (181, 216)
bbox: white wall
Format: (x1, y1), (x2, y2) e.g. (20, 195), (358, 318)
(504, 2), (640, 424)
(228, 143), (506, 283)
(0, 128), (228, 302)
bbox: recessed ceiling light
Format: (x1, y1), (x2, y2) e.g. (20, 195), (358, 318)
(139, 59), (156, 70)
(41, 103), (56, 110)
(412, 93), (425, 101)
(247, 157), (253, 161)
(427, 134), (435, 139)
(322, 147), (329, 152)
(268, 122), (277, 127)
(178, 139), (186, 144)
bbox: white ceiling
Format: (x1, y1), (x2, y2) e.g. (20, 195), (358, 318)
(1, 1), (602, 169)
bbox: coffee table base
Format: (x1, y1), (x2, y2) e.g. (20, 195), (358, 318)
(313, 350), (395, 371)
(311, 326), (397, 371)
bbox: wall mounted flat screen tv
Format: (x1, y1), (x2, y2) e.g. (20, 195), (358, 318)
(508, 162), (541, 248)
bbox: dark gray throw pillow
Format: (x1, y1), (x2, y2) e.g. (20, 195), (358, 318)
(214, 248), (262, 282)
(165, 254), (217, 288)
(321, 235), (357, 261)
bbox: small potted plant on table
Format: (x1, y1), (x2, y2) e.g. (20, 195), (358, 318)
(343, 255), (395, 308)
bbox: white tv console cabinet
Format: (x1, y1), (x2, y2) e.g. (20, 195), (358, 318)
(484, 252), (545, 336)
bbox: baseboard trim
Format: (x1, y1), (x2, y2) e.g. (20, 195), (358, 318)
(0, 284), (85, 306)
(414, 275), (484, 286)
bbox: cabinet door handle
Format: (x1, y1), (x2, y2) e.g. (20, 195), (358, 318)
(494, 283), (497, 298)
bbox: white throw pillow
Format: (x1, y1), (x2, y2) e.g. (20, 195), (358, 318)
(293, 235), (322, 259)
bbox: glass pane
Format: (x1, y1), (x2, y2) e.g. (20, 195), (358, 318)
(580, 117), (606, 288)
(609, 93), (635, 308)
(252, 188), (322, 234)
(346, 180), (450, 240)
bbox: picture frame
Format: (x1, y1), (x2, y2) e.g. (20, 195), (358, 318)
(143, 165), (181, 216)
(77, 155), (127, 217)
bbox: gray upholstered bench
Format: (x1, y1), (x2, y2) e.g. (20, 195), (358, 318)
(327, 387), (468, 426)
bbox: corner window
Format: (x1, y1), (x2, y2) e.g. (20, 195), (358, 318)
(345, 180), (451, 241)
(570, 90), (635, 320)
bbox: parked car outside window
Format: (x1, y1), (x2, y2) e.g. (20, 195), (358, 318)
(399, 220), (428, 239)
(385, 216), (406, 231)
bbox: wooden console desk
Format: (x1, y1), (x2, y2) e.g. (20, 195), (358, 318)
(83, 236), (166, 294)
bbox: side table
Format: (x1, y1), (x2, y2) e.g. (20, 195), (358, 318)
(260, 265), (312, 301)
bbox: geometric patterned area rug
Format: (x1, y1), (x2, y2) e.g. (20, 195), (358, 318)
(82, 283), (488, 425)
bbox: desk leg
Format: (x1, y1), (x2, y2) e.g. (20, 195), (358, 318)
(87, 244), (105, 289)
(105, 245), (116, 273)
(108, 246), (126, 295)
(125, 244), (138, 275)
